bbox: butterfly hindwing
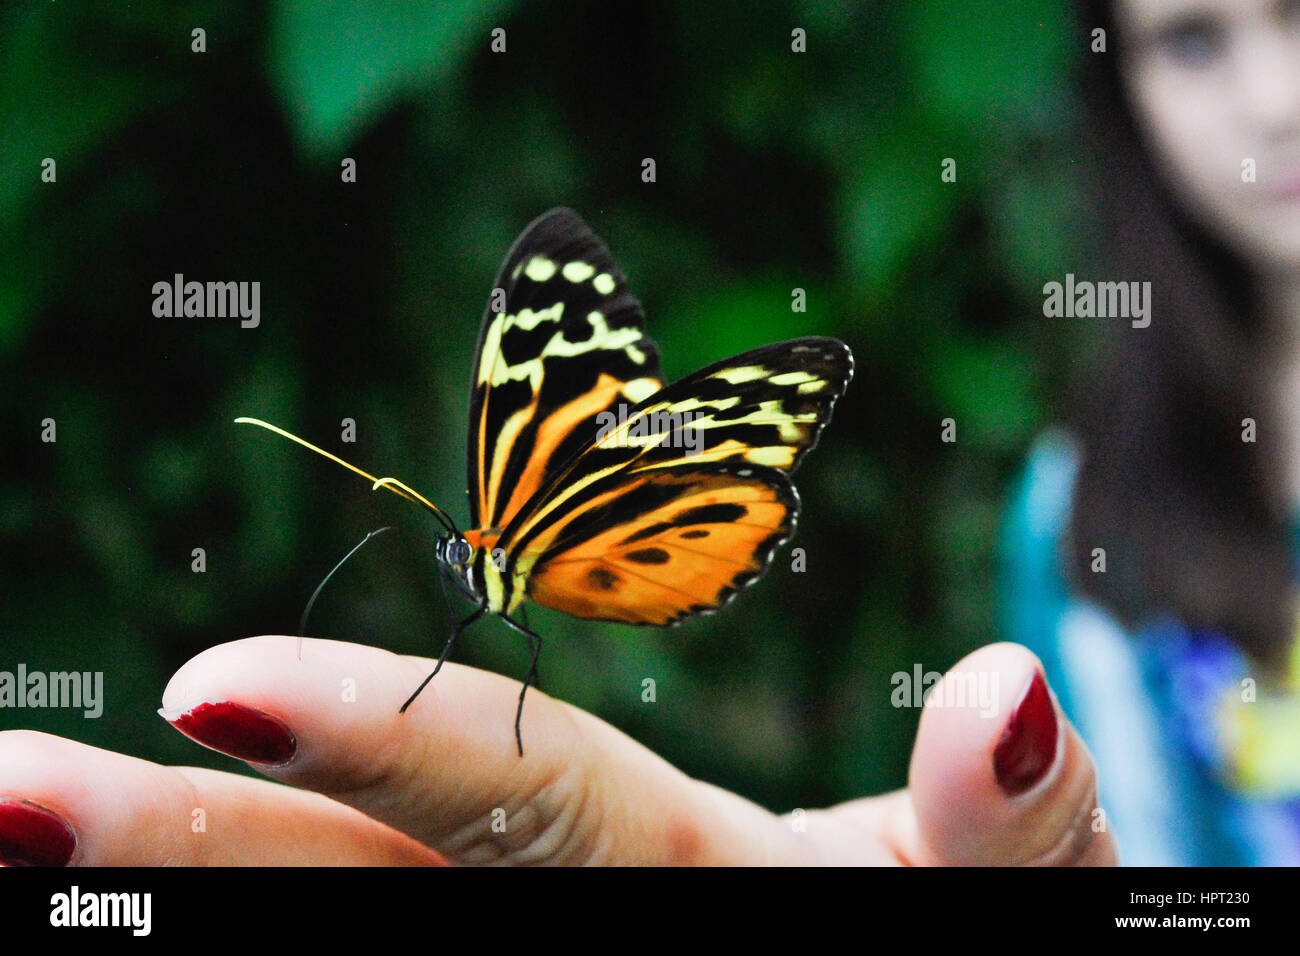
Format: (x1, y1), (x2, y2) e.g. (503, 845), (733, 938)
(467, 208), (664, 533)
(483, 338), (852, 621)
(525, 464), (798, 625)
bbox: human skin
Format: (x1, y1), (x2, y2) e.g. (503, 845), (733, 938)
(1117, 0), (1300, 270)
(1116, 0), (1300, 503)
(0, 639), (1115, 866)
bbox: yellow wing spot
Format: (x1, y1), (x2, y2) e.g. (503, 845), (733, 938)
(562, 261), (595, 282)
(627, 344), (647, 364)
(777, 420), (806, 443)
(745, 446), (797, 467)
(664, 395), (741, 414)
(769, 370), (819, 386)
(477, 303), (566, 384)
(524, 257), (558, 281)
(489, 311), (645, 389)
(623, 377), (660, 402)
(593, 273), (616, 295)
(512, 302), (565, 331)
(798, 380), (827, 394)
(477, 313), (505, 383)
(712, 365), (768, 385)
(677, 398), (813, 439)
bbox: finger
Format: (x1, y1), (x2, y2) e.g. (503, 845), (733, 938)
(0, 731), (445, 866)
(161, 635), (811, 865)
(891, 643), (1117, 865)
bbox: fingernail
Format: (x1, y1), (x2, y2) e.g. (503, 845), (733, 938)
(993, 671), (1059, 796)
(161, 700), (297, 765)
(0, 798), (77, 866)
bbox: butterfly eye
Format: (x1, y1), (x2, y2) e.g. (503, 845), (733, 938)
(449, 539), (472, 565)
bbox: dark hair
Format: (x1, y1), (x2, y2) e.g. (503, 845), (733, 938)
(1066, 0), (1293, 669)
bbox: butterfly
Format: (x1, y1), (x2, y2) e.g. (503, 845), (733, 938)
(237, 208), (853, 755)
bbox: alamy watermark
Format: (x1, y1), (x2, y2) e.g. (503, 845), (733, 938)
(891, 664), (1000, 718)
(0, 664), (103, 718)
(595, 404), (704, 454)
(1042, 273), (1151, 328)
(152, 274), (260, 328)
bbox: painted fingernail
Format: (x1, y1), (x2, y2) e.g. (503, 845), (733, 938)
(161, 701), (297, 765)
(993, 671), (1059, 796)
(0, 798), (77, 866)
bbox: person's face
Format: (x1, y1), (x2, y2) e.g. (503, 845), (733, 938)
(1117, 0), (1300, 271)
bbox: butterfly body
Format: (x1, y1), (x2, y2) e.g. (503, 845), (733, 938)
(238, 208), (852, 754)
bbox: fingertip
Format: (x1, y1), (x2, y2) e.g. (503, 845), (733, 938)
(907, 644), (1113, 866)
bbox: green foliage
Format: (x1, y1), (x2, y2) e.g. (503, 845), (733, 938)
(1, 0), (1087, 810)
(269, 0), (518, 157)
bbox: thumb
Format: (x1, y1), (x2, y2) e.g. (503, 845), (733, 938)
(900, 642), (1116, 866)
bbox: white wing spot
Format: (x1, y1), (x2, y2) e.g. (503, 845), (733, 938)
(623, 377), (660, 402)
(593, 273), (616, 295)
(746, 446), (797, 467)
(524, 257), (557, 281)
(562, 261), (595, 282)
(777, 420), (804, 443)
(665, 395), (741, 414)
(770, 370), (818, 386)
(511, 302), (565, 331)
(712, 365), (768, 385)
(490, 310), (643, 390)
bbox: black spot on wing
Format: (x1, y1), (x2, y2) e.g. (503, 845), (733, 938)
(624, 547), (670, 565)
(619, 521), (673, 545)
(673, 503), (748, 525)
(588, 567), (619, 590)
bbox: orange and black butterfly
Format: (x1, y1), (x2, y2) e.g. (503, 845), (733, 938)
(238, 209), (852, 755)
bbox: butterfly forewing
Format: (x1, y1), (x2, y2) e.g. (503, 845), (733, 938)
(467, 209), (664, 532)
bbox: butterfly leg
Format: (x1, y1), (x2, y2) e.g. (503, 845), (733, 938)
(516, 605), (539, 691)
(399, 598), (487, 713)
(434, 559), (462, 624)
(501, 613), (543, 758)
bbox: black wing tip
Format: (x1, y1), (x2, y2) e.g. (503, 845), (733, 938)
(515, 207), (599, 250)
(526, 206), (585, 232)
(496, 208), (627, 286)
(783, 336), (854, 382)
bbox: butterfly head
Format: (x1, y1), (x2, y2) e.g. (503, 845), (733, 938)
(435, 533), (478, 598)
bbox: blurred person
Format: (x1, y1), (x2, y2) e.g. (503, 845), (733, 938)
(1002, 0), (1300, 864)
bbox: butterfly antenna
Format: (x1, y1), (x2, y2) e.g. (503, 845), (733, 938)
(297, 526), (395, 659)
(234, 417), (459, 536)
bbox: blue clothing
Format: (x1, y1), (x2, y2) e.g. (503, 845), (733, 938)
(1000, 430), (1300, 865)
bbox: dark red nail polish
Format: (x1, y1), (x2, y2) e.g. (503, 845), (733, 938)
(0, 799), (77, 866)
(994, 671), (1058, 796)
(164, 701), (297, 765)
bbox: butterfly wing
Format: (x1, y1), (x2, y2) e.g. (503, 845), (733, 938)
(523, 463), (799, 624)
(487, 337), (853, 623)
(467, 208), (664, 532)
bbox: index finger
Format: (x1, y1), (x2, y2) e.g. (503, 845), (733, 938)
(160, 635), (800, 865)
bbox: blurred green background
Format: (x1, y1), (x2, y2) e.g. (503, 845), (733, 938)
(1, 0), (1090, 811)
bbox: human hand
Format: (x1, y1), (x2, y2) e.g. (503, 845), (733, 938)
(0, 638), (1115, 865)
